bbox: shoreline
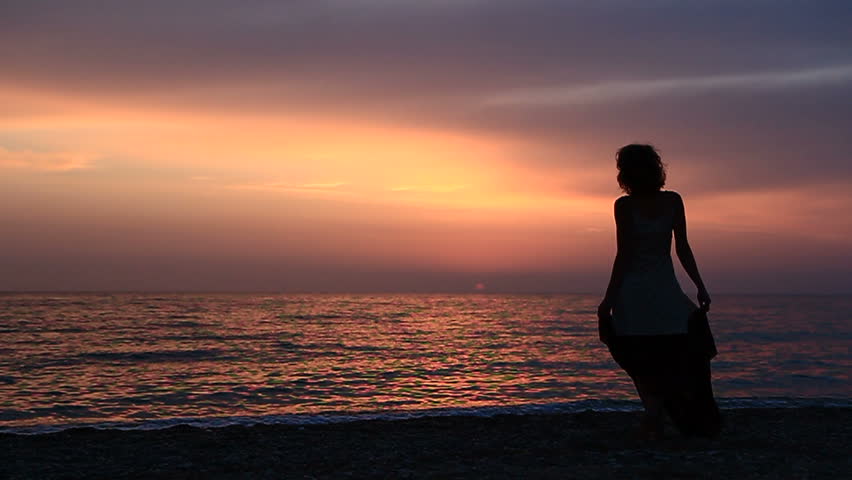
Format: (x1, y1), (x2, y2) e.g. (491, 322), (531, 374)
(4, 397), (850, 436)
(2, 407), (849, 479)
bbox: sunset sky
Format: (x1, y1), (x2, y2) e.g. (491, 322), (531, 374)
(2, 1), (851, 293)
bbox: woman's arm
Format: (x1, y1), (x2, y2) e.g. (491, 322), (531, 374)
(600, 197), (632, 311)
(597, 197), (631, 345)
(672, 192), (711, 311)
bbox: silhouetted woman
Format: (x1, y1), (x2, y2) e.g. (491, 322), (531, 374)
(598, 144), (719, 440)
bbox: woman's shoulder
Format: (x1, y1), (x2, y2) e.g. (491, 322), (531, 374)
(661, 190), (684, 205)
(661, 190), (686, 216)
(614, 191), (682, 210)
(614, 195), (631, 211)
(615, 191), (680, 203)
(613, 195), (632, 220)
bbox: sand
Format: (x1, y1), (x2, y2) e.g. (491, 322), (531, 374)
(2, 407), (850, 479)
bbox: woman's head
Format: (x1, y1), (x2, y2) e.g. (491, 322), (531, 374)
(616, 144), (666, 195)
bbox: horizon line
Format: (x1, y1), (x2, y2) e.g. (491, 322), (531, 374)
(0, 290), (848, 297)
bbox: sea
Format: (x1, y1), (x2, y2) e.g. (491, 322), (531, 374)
(1, 293), (850, 434)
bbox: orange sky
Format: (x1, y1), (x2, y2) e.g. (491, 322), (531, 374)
(2, 1), (851, 293)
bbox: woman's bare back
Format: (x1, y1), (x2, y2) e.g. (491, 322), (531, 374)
(624, 191), (678, 221)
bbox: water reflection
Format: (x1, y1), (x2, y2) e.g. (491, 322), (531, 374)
(0, 293), (850, 428)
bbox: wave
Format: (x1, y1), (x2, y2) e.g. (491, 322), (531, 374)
(3, 397), (850, 436)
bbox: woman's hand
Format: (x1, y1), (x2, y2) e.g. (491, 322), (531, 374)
(697, 287), (712, 312)
(597, 301), (614, 346)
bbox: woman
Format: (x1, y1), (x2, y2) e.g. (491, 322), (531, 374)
(597, 144), (718, 440)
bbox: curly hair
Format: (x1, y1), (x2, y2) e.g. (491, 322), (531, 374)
(616, 144), (666, 195)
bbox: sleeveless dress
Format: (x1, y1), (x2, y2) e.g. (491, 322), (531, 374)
(611, 194), (697, 336)
(606, 192), (722, 437)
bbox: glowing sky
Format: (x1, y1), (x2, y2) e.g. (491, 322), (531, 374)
(2, 1), (851, 293)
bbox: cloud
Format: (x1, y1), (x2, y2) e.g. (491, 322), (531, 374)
(1, 0), (851, 293)
(227, 181), (351, 195)
(457, 75), (852, 196)
(300, 182), (347, 189)
(5, 1), (852, 107)
(3, 1), (852, 195)
(390, 185), (467, 193)
(484, 64), (852, 107)
(0, 147), (94, 171)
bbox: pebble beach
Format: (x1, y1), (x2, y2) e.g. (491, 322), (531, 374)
(2, 407), (849, 479)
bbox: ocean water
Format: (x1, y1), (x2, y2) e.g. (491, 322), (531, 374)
(0, 293), (849, 434)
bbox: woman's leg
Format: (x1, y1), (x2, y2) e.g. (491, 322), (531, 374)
(633, 377), (665, 439)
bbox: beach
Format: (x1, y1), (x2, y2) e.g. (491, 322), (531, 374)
(2, 407), (849, 479)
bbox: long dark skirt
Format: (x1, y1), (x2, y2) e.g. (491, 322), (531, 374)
(608, 333), (722, 437)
